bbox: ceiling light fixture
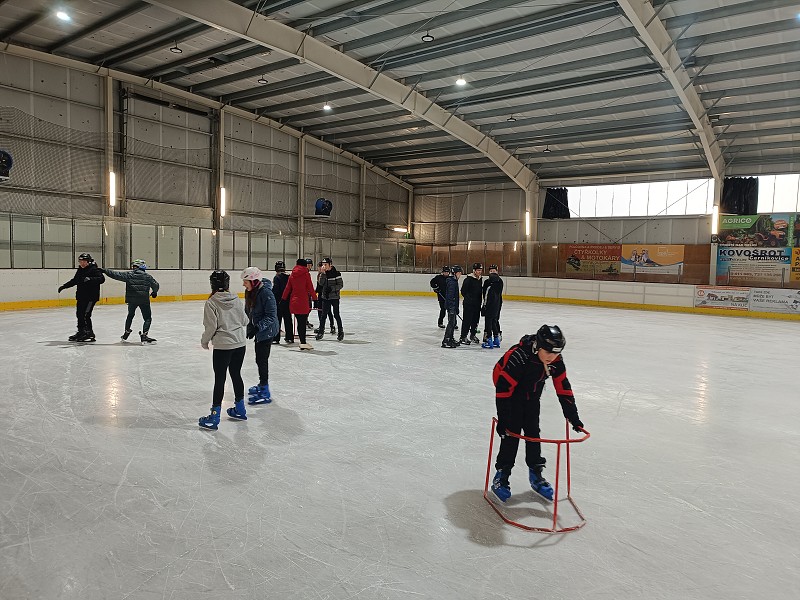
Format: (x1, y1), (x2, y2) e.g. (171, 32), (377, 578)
(455, 76), (466, 86)
(323, 102), (332, 111)
(507, 115), (517, 122)
(543, 145), (551, 153)
(421, 31), (434, 43)
(169, 41), (182, 54)
(257, 75), (268, 85)
(56, 10), (70, 21)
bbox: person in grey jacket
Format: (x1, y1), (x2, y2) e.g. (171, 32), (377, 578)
(315, 257), (345, 341)
(199, 270), (250, 430)
(102, 259), (160, 343)
(241, 267), (279, 404)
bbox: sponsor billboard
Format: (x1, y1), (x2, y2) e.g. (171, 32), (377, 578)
(716, 246), (791, 284)
(620, 244), (684, 274)
(713, 213), (796, 247)
(749, 288), (800, 314)
(564, 244), (621, 274)
(694, 286), (750, 310)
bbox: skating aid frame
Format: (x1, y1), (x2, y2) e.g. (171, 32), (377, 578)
(484, 417), (591, 533)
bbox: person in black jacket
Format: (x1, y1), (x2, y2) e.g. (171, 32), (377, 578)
(430, 266), (450, 328)
(242, 266), (279, 405)
(459, 262), (483, 345)
(102, 259), (160, 343)
(317, 257), (345, 340)
(441, 265), (463, 348)
(481, 265), (504, 348)
(490, 325), (585, 504)
(58, 252), (105, 342)
(271, 261), (293, 344)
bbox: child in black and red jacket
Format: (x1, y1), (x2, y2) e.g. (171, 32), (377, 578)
(491, 325), (584, 503)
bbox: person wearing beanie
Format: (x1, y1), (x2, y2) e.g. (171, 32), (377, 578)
(271, 260), (293, 343)
(430, 265), (450, 328)
(282, 258), (317, 349)
(441, 265), (463, 348)
(459, 262), (483, 345)
(57, 252), (105, 342)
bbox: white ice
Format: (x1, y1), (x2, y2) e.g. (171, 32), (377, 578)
(0, 297), (798, 599)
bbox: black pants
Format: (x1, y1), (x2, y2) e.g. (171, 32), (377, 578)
(254, 339), (271, 385)
(437, 296), (446, 325)
(461, 304), (480, 339)
(317, 299), (334, 328)
(484, 308), (500, 338)
(276, 300), (293, 342)
(295, 314), (308, 343)
(443, 311), (458, 343)
(319, 299), (343, 333)
(76, 299), (97, 333)
(212, 346), (246, 407)
(125, 302), (152, 333)
(495, 396), (546, 473)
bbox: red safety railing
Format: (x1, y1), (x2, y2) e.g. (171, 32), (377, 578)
(483, 417), (591, 533)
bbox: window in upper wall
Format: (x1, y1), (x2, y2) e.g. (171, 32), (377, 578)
(566, 178), (714, 218)
(759, 173), (800, 213)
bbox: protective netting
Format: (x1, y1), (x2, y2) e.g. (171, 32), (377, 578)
(413, 193), (469, 244)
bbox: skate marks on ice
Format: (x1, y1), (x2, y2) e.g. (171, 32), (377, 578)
(287, 348), (338, 356)
(39, 340), (122, 347)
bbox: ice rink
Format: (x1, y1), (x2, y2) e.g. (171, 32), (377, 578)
(1, 295), (798, 600)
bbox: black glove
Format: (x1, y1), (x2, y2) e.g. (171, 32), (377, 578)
(246, 324), (256, 339)
(151, 292), (157, 298)
(571, 419), (584, 433)
(58, 285), (65, 293)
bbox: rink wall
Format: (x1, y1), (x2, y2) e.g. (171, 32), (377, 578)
(1, 270), (798, 321)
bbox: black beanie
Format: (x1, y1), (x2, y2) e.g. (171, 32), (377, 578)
(296, 258), (307, 266)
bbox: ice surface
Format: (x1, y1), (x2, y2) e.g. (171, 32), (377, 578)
(0, 297), (798, 599)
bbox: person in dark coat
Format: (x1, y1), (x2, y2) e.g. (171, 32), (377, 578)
(271, 261), (293, 344)
(314, 261), (334, 336)
(430, 266), (450, 328)
(316, 257), (344, 341)
(102, 259), (160, 343)
(481, 264), (504, 348)
(58, 252), (105, 342)
(459, 262), (483, 345)
(441, 265), (463, 348)
(282, 258), (317, 350)
(241, 267), (279, 404)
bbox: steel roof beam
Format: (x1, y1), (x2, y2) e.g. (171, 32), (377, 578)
(47, 3), (150, 52)
(616, 0), (724, 179)
(144, 0), (538, 190)
(662, 0), (800, 31)
(0, 8), (49, 41)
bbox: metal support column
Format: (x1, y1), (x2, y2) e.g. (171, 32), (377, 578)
(298, 136), (306, 258)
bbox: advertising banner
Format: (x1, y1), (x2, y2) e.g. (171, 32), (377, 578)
(716, 246), (791, 283)
(620, 244), (684, 274)
(564, 244), (621, 274)
(694, 286), (750, 310)
(713, 213), (796, 247)
(749, 288), (800, 314)
(791, 248), (800, 283)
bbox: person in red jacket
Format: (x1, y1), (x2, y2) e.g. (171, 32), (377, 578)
(282, 258), (317, 350)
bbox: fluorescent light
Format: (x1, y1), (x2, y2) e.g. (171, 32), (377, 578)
(109, 171), (116, 207)
(455, 77), (466, 86)
(711, 205), (719, 235)
(220, 187), (226, 217)
(56, 11), (70, 21)
(525, 210), (531, 237)
(392, 227), (408, 233)
(323, 103), (332, 111)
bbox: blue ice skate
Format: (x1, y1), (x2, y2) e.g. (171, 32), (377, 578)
(247, 383), (272, 405)
(226, 399), (248, 421)
(492, 336), (501, 348)
(529, 467), (554, 501)
(198, 407), (220, 430)
(481, 338), (493, 349)
(491, 470), (511, 502)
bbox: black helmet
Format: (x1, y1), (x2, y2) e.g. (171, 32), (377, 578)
(441, 265), (450, 273)
(488, 264), (498, 271)
(274, 260), (285, 271)
(451, 265), (463, 274)
(209, 270), (230, 292)
(305, 258), (313, 266)
(472, 262), (483, 270)
(535, 324), (566, 353)
(78, 253), (94, 262)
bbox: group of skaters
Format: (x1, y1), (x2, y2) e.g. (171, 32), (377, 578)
(430, 262), (504, 349)
(57, 253), (588, 506)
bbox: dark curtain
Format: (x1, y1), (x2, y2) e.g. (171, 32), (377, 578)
(720, 177), (758, 215)
(541, 187), (570, 219)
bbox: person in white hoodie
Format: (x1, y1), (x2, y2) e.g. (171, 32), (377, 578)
(198, 270), (250, 430)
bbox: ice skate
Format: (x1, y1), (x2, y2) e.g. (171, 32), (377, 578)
(76, 331), (95, 342)
(68, 330), (83, 342)
(441, 338), (459, 349)
(460, 336), (471, 345)
(248, 383), (272, 405)
(481, 338), (493, 348)
(493, 336), (501, 348)
(437, 322), (445, 329)
(330, 326), (336, 335)
(198, 407), (220, 430)
(121, 329), (133, 341)
(139, 331), (156, 344)
(529, 467), (554, 501)
(337, 329), (344, 341)
(226, 399), (248, 421)
(491, 470), (511, 502)
(315, 330), (324, 341)
(469, 334), (480, 344)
